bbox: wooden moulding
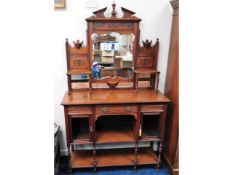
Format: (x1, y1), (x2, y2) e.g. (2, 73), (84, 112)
(86, 3), (140, 21)
(71, 148), (158, 168)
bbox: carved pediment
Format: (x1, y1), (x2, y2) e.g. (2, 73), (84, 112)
(121, 7), (135, 18)
(86, 2), (141, 21)
(93, 7), (107, 18)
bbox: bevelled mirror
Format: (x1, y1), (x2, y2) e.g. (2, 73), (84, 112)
(86, 5), (141, 88)
(91, 32), (135, 80)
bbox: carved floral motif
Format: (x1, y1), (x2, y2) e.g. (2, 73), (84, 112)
(93, 22), (134, 30)
(142, 39), (152, 48)
(73, 40), (83, 49)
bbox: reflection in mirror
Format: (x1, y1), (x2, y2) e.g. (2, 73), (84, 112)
(91, 32), (135, 80)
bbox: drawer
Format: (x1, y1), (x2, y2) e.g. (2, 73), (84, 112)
(67, 106), (92, 115)
(141, 105), (164, 113)
(96, 105), (137, 114)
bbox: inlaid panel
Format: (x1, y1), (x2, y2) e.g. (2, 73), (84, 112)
(69, 56), (88, 70)
(136, 57), (154, 68)
(93, 22), (134, 31)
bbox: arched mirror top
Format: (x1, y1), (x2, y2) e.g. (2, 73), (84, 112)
(86, 2), (142, 88)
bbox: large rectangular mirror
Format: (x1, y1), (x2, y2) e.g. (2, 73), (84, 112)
(91, 32), (135, 80)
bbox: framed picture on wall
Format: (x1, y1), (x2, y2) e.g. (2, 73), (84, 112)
(54, 0), (65, 9)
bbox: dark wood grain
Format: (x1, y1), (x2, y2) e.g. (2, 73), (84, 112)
(164, 1), (179, 175)
(62, 89), (170, 105)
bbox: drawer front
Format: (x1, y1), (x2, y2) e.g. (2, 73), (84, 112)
(67, 106), (92, 115)
(96, 105), (137, 114)
(141, 105), (164, 113)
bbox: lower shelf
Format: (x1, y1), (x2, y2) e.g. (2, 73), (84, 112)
(96, 130), (135, 143)
(71, 148), (158, 168)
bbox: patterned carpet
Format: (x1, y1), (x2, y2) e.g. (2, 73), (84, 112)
(58, 156), (170, 175)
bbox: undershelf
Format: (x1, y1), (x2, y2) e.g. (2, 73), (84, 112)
(96, 130), (135, 143)
(141, 130), (160, 141)
(73, 130), (160, 145)
(141, 135), (160, 142)
(73, 133), (91, 144)
(71, 148), (158, 168)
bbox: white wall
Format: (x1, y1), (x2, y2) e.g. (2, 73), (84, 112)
(53, 0), (173, 155)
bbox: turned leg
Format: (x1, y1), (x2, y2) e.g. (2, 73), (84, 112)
(67, 74), (72, 95)
(151, 74), (156, 89)
(69, 145), (73, 174)
(155, 72), (160, 92)
(136, 73), (139, 91)
(156, 142), (163, 171)
(93, 145), (97, 175)
(134, 141), (138, 172)
(89, 74), (92, 94)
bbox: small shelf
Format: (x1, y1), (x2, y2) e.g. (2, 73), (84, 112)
(71, 148), (158, 168)
(72, 118), (90, 143)
(96, 115), (135, 144)
(142, 114), (160, 139)
(73, 132), (91, 144)
(71, 150), (93, 168)
(96, 130), (134, 143)
(141, 134), (160, 142)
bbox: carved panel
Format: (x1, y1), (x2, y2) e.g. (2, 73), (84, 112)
(70, 56), (88, 69)
(93, 22), (134, 31)
(136, 57), (153, 68)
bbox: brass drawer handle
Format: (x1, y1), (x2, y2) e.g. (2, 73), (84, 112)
(125, 106), (131, 112)
(101, 107), (108, 113)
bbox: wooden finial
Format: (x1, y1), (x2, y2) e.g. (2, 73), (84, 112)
(111, 1), (117, 17)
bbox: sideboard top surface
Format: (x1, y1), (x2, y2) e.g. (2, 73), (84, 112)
(61, 89), (170, 105)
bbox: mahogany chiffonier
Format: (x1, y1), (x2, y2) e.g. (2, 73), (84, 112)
(61, 2), (171, 174)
